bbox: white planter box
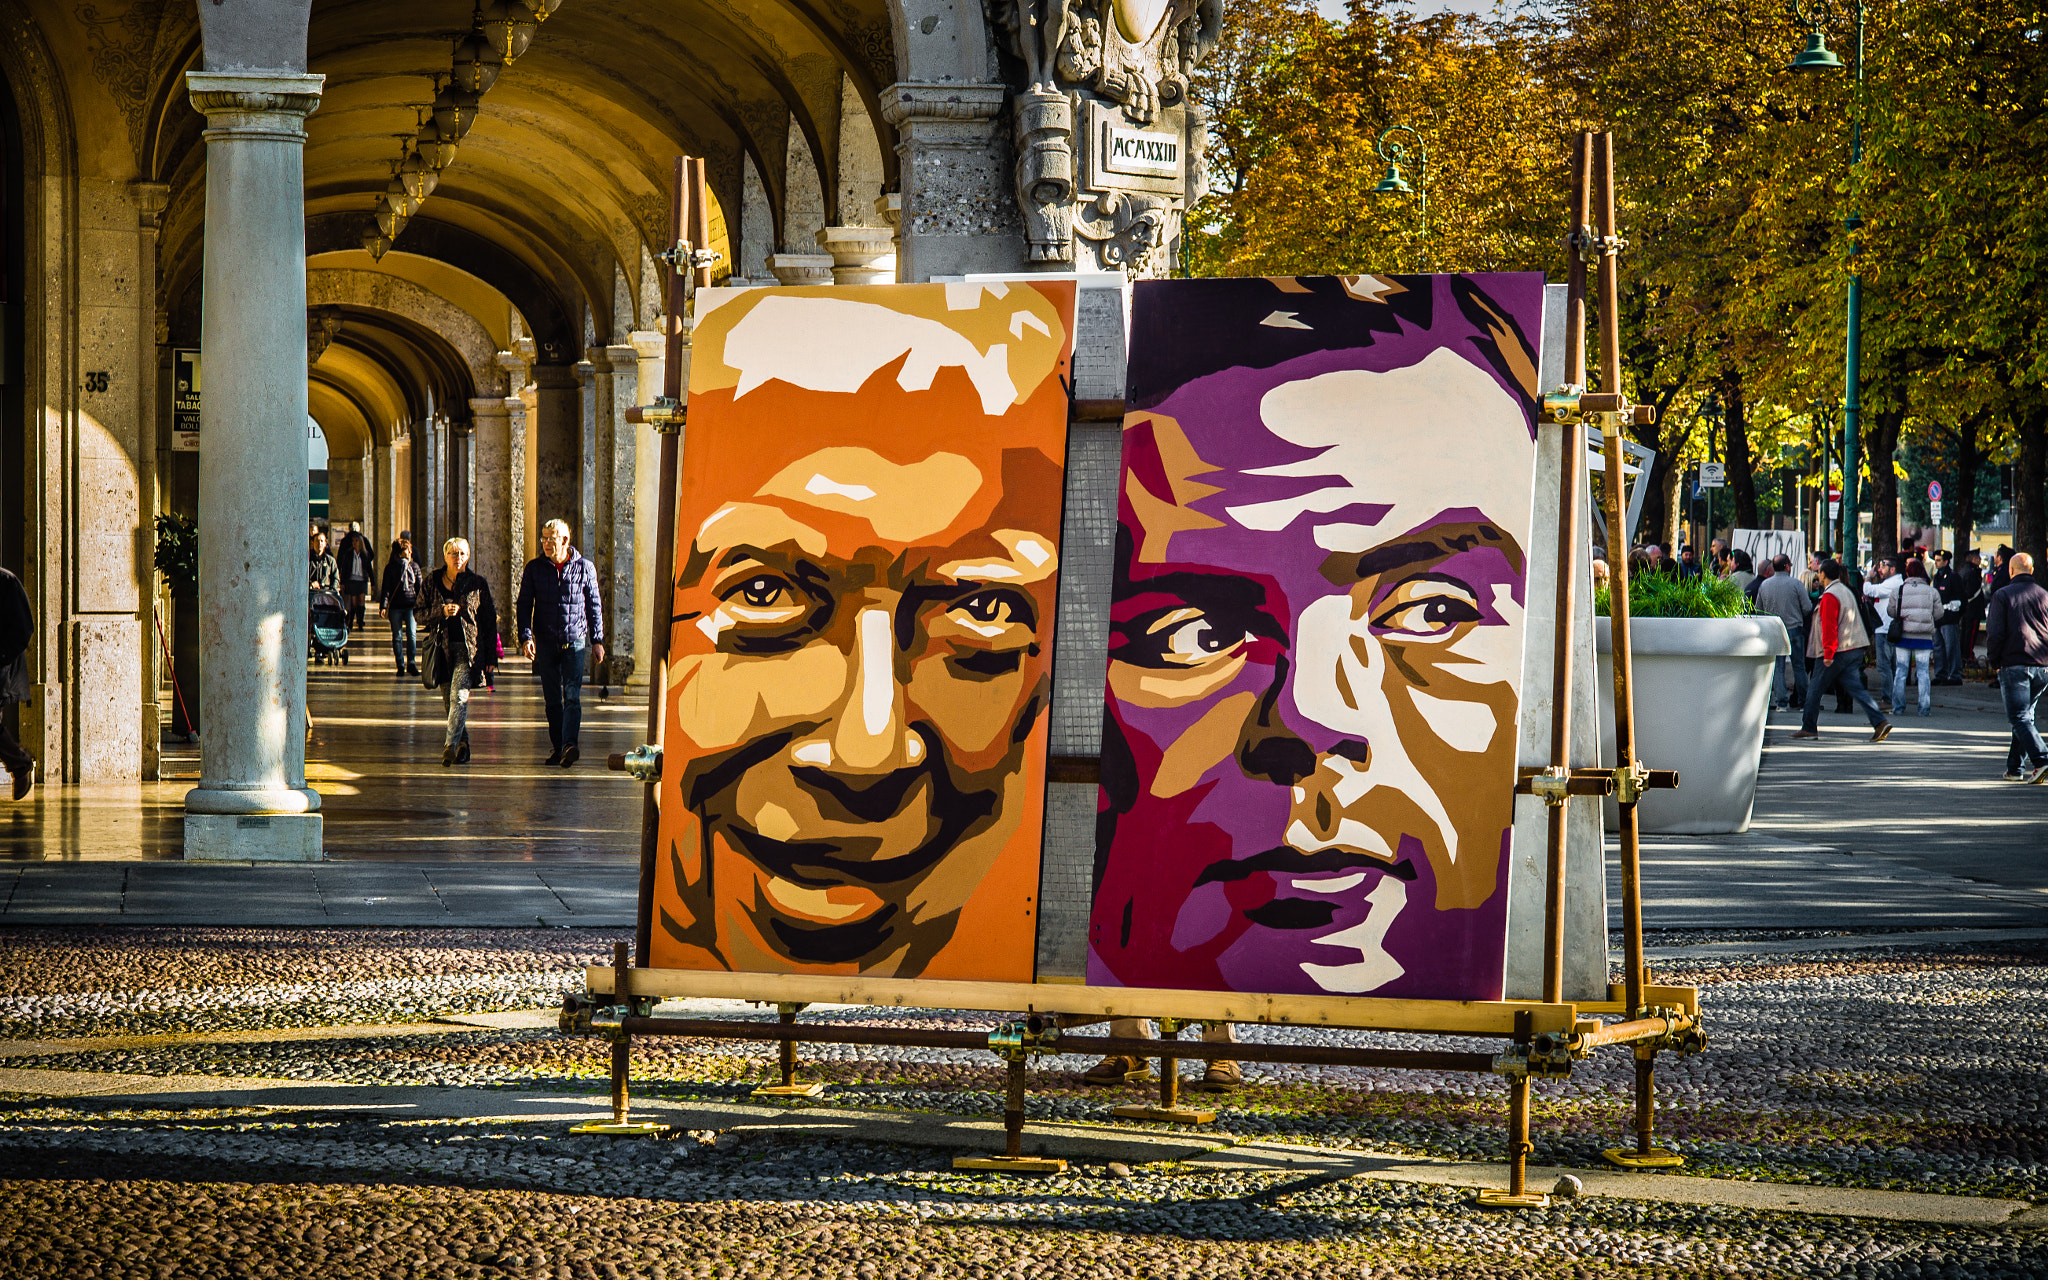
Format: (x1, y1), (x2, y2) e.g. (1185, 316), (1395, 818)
(1594, 615), (1789, 834)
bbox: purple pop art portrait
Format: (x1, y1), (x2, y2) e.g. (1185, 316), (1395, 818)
(1089, 273), (1545, 1001)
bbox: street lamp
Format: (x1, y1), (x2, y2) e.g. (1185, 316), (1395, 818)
(1371, 124), (1429, 272)
(1788, 0), (1866, 573)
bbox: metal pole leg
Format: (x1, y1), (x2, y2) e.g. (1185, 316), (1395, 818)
(752, 1003), (825, 1098)
(569, 943), (665, 1136)
(1111, 1018), (1215, 1125)
(1475, 1015), (1548, 1209)
(611, 1035), (631, 1126)
(1603, 1047), (1685, 1169)
(953, 1052), (1066, 1174)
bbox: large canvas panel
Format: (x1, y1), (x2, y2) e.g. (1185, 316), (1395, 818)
(649, 282), (1078, 981)
(1090, 273), (1546, 1001)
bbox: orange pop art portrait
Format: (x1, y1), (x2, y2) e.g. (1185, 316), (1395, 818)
(649, 281), (1077, 981)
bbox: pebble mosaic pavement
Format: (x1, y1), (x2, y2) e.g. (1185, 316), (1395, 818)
(2, 926), (2044, 1278)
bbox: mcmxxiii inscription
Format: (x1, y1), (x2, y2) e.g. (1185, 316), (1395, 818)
(1106, 127), (1180, 176)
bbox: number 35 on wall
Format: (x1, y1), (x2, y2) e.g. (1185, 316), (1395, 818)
(83, 371), (111, 393)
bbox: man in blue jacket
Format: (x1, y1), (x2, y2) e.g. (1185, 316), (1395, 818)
(515, 519), (605, 767)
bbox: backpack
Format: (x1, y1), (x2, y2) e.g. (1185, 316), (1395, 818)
(392, 557), (423, 607)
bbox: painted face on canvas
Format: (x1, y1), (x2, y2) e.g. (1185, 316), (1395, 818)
(1092, 279), (1539, 999)
(652, 284), (1072, 980)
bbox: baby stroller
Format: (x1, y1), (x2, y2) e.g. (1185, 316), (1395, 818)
(310, 589), (351, 665)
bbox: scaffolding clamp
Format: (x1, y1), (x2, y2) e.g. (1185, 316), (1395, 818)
(625, 397), (685, 433)
(987, 1018), (1061, 1061)
(1527, 767), (1572, 807)
(1492, 1033), (1575, 1080)
(1540, 385), (1587, 426)
(608, 744), (663, 782)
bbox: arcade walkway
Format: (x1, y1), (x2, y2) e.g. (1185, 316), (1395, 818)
(0, 647), (645, 862)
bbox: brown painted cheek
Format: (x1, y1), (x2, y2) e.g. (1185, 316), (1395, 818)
(905, 653), (1026, 761)
(670, 646), (851, 753)
(1389, 678), (1516, 910)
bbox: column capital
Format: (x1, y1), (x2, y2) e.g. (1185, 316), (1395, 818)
(880, 82), (1006, 130)
(468, 397), (513, 421)
(186, 71), (324, 135)
(602, 343), (639, 366)
(628, 329), (665, 362)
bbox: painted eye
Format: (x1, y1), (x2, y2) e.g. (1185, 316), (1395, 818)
(1372, 579), (1482, 638)
(728, 575), (792, 609)
(1149, 610), (1247, 666)
(955, 591), (1020, 625)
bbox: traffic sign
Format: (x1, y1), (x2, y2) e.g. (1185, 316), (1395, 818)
(1928, 480), (1942, 501)
(1930, 500), (1944, 523)
(1700, 462), (1725, 488)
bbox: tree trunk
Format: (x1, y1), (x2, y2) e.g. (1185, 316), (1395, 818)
(1953, 421), (1982, 551)
(2018, 403), (2047, 567)
(1866, 406), (1903, 564)
(1721, 372), (1758, 529)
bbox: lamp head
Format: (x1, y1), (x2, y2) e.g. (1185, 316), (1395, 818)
(1372, 164), (1412, 196)
(1789, 28), (1845, 72)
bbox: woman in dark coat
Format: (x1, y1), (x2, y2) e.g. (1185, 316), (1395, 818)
(418, 536), (499, 766)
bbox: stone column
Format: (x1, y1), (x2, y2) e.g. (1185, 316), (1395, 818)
(766, 253), (834, 286)
(469, 398), (512, 647)
(627, 329), (666, 688)
(532, 363), (579, 540)
(134, 180), (170, 782)
(599, 343), (639, 678)
(881, 83), (1022, 281)
(575, 359), (599, 551)
(183, 70), (324, 860)
(816, 226), (897, 285)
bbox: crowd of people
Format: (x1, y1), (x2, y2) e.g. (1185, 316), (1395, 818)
(1607, 535), (2048, 783)
(308, 518), (607, 769)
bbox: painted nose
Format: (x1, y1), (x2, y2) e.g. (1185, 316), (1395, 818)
(792, 606), (925, 773)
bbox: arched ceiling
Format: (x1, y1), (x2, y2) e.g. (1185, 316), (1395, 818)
(154, 0), (896, 355)
(308, 303), (483, 454)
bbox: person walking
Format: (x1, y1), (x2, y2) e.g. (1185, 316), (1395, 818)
(1727, 548), (1756, 594)
(335, 521), (377, 631)
(1791, 558), (1892, 743)
(419, 537), (498, 767)
(515, 518), (605, 767)
(1756, 554), (1811, 711)
(0, 566), (35, 799)
(308, 528), (339, 595)
(378, 536), (423, 679)
(1984, 552), (2048, 783)
(1862, 558), (1902, 709)
(1890, 559), (1940, 717)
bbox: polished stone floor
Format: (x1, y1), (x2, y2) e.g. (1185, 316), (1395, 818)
(0, 645), (646, 861)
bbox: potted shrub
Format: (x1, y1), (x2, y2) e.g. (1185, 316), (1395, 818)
(1594, 572), (1788, 834)
(154, 514), (200, 740)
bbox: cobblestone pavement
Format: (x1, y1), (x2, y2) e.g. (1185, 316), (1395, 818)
(2, 926), (2044, 1278)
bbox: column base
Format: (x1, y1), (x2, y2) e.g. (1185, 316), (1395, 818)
(185, 812), (323, 861)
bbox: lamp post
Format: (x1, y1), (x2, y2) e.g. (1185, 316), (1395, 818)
(1789, 0), (1866, 573)
(1371, 124), (1429, 272)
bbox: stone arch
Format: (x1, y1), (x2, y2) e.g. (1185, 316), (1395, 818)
(306, 269), (507, 401)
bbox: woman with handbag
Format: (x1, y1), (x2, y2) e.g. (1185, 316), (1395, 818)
(418, 536), (500, 766)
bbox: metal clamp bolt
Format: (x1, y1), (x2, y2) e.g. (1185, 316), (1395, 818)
(1528, 767), (1572, 807)
(987, 1019), (1061, 1061)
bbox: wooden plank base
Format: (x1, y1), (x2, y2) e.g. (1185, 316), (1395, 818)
(953, 1155), (1067, 1174)
(1110, 1103), (1216, 1125)
(568, 1122), (668, 1137)
(750, 1082), (828, 1098)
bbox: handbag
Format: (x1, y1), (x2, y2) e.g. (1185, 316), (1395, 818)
(1886, 612), (1905, 644)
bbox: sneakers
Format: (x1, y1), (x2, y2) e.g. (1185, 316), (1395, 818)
(561, 744), (579, 767)
(545, 747), (563, 766)
(1190, 1060), (1243, 1094)
(1080, 1055), (1155, 1086)
(2005, 771), (2025, 782)
(2026, 765), (2048, 785)
(1871, 722), (1893, 743)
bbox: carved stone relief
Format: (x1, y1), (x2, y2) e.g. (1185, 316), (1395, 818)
(992, 0), (1219, 273)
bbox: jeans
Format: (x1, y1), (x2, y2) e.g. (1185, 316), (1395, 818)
(1774, 625), (1808, 706)
(1802, 648), (1888, 733)
(533, 641), (587, 749)
(441, 659), (475, 748)
(1997, 665), (2048, 773)
(1891, 645), (1933, 715)
(1935, 622), (1962, 681)
(387, 608), (417, 671)
(1873, 634), (1896, 704)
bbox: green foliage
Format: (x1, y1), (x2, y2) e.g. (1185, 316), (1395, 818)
(154, 514), (197, 599)
(1596, 571), (1755, 619)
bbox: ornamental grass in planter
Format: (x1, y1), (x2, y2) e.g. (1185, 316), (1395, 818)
(1593, 569), (1788, 834)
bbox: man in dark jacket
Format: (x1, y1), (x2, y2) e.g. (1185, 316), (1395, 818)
(1985, 552), (2048, 783)
(0, 567), (32, 798)
(515, 518), (605, 767)
(1957, 549), (1987, 671)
